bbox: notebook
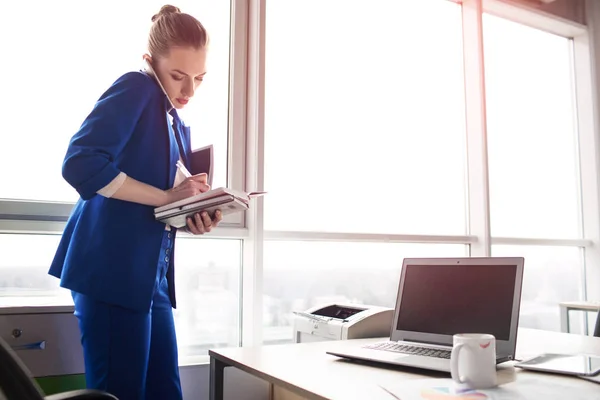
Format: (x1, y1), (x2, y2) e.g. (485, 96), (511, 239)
(190, 144), (213, 187)
(154, 187), (265, 228)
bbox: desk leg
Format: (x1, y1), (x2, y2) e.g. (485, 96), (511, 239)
(210, 356), (227, 400)
(560, 306), (570, 333)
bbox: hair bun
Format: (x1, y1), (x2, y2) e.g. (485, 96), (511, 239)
(151, 5), (181, 22)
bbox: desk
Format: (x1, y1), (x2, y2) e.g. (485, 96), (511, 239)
(559, 301), (600, 333)
(209, 328), (600, 400)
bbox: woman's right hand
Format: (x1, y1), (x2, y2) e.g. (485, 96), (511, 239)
(163, 173), (210, 205)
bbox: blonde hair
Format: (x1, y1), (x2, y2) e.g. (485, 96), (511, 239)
(148, 5), (208, 59)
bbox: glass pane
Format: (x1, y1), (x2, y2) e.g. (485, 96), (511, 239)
(0, 234), (241, 363)
(492, 245), (583, 332)
(484, 15), (581, 238)
(264, 0), (467, 234)
(0, 234), (72, 307)
(263, 241), (467, 344)
(0, 0), (230, 202)
(174, 237), (241, 362)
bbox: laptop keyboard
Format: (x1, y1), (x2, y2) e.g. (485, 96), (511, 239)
(363, 341), (451, 359)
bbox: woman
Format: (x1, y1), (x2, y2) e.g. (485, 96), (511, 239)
(48, 5), (220, 399)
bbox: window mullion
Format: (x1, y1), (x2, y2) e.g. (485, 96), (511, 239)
(462, 0), (492, 257)
(240, 0), (266, 347)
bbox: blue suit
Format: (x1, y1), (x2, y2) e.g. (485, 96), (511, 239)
(50, 71), (192, 312)
(49, 71), (191, 399)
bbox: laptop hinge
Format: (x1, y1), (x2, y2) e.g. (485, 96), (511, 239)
(399, 339), (450, 347)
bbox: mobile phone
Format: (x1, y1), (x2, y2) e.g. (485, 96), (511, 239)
(144, 58), (175, 109)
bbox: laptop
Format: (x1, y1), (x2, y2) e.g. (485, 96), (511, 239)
(326, 257), (525, 373)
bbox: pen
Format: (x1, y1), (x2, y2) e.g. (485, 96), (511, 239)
(176, 160), (192, 178)
(378, 385), (401, 399)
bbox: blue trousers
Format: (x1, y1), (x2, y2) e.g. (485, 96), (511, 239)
(72, 231), (182, 400)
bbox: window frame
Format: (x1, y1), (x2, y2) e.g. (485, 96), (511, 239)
(245, 0), (600, 344)
(0, 0), (252, 359)
(0, 0), (248, 234)
(479, 0), (600, 333)
(576, 0), (600, 323)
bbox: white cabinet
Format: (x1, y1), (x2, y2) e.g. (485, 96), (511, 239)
(0, 306), (84, 377)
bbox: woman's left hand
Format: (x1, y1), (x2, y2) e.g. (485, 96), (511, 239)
(186, 209), (223, 235)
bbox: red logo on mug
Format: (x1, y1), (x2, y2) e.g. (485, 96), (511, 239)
(479, 341), (491, 349)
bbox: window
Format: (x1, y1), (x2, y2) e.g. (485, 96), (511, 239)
(0, 0), (236, 365)
(2, 0), (600, 364)
(263, 242), (466, 344)
(492, 245), (584, 332)
(261, 1), (598, 346)
(0, 233), (242, 362)
(0, 234), (71, 307)
(483, 14), (581, 239)
(0, 1), (230, 202)
(482, 14), (587, 334)
(264, 0), (467, 235)
(173, 237), (241, 362)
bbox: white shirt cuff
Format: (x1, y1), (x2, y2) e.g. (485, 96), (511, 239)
(97, 172), (127, 198)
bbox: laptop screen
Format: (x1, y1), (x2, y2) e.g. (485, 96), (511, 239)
(396, 264), (517, 341)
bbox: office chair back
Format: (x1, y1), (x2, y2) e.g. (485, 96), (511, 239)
(0, 335), (45, 400)
(0, 336), (117, 400)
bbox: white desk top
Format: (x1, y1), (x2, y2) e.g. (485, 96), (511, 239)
(209, 328), (600, 400)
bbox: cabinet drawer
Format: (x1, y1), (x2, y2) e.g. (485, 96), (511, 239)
(0, 312), (84, 377)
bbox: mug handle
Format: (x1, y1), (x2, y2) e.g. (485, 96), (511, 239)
(451, 343), (467, 383)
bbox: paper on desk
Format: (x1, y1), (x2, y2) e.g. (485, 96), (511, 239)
(378, 375), (599, 400)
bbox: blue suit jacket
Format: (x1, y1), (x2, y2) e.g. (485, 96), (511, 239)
(49, 71), (192, 312)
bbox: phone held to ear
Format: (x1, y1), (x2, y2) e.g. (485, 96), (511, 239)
(144, 57), (175, 109)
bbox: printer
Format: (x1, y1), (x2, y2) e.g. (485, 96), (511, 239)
(293, 303), (394, 343)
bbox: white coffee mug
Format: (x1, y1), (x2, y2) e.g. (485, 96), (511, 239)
(450, 333), (497, 389)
